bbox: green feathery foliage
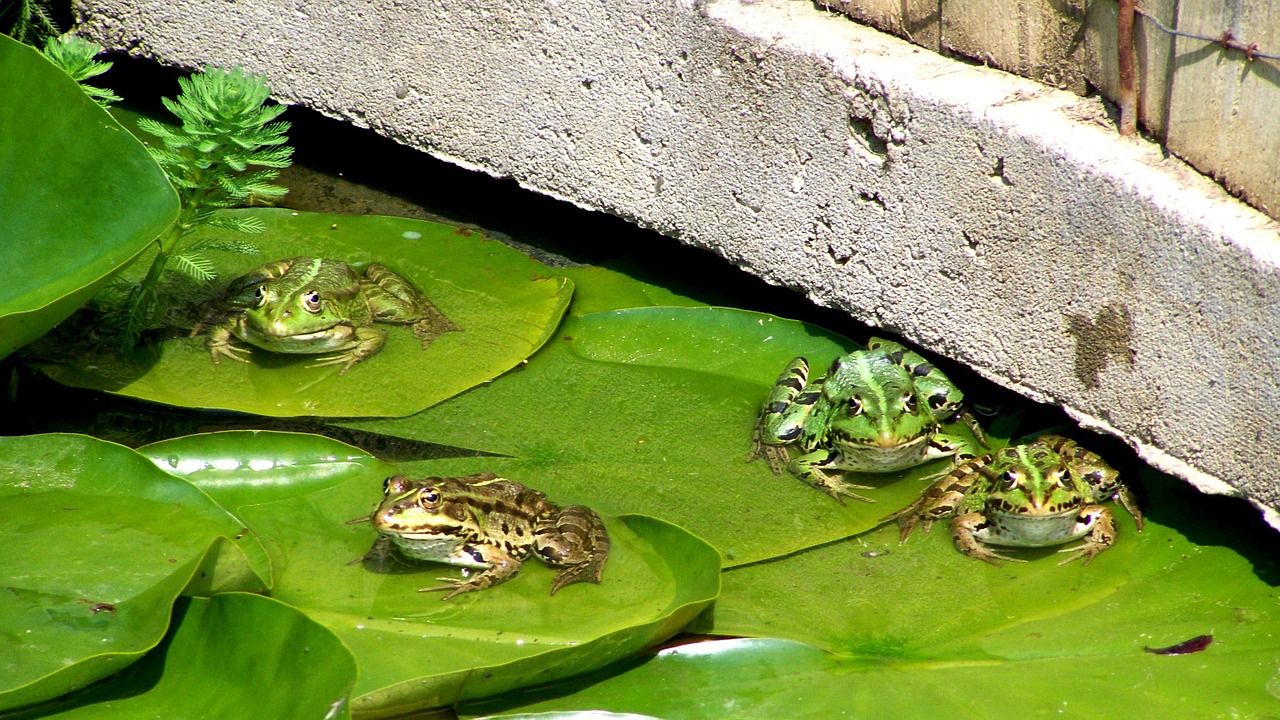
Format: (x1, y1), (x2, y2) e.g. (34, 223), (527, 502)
(40, 34), (122, 107)
(1, 0), (60, 46)
(120, 66), (293, 341)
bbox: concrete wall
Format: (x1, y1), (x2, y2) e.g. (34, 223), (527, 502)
(76, 0), (1280, 527)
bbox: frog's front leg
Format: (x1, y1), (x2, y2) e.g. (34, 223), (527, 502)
(347, 534), (406, 573)
(307, 326), (387, 375)
(206, 323), (252, 365)
(787, 449), (875, 505)
(362, 263), (461, 348)
(420, 545), (526, 600)
(881, 463), (974, 541)
(1056, 505), (1115, 566)
(749, 357), (818, 474)
(534, 505), (611, 594)
(951, 513), (1026, 566)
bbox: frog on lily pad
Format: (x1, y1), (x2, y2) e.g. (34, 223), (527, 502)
(197, 256), (459, 374)
(749, 338), (985, 504)
(882, 434), (1143, 565)
(351, 472), (610, 600)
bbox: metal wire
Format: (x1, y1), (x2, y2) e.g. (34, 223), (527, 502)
(1134, 5), (1280, 62)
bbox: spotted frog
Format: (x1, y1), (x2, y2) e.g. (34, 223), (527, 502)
(883, 434), (1143, 565)
(201, 256), (459, 374)
(749, 337), (983, 504)
(352, 472), (610, 599)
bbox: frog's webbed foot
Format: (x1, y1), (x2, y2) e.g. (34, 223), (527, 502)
(746, 432), (790, 476)
(879, 498), (934, 543)
(538, 505), (611, 595)
(790, 451), (875, 505)
(207, 331), (252, 366)
(951, 513), (1026, 566)
(307, 327), (387, 375)
(420, 561), (521, 600)
(411, 303), (461, 349)
(1056, 505), (1116, 566)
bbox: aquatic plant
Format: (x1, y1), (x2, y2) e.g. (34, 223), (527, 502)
(40, 34), (120, 107)
(117, 66), (293, 340)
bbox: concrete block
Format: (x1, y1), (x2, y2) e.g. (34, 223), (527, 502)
(76, 0), (1280, 527)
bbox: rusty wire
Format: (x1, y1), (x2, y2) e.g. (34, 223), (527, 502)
(1134, 5), (1280, 62)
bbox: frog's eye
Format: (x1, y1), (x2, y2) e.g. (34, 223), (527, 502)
(1000, 471), (1019, 490)
(846, 396), (864, 417)
(254, 286), (267, 307)
(419, 489), (442, 509)
(902, 393), (918, 414)
(302, 290), (322, 313)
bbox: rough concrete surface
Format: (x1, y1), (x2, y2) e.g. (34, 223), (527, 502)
(77, 0), (1280, 526)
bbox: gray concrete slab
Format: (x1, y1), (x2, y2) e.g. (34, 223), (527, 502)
(77, 0), (1280, 527)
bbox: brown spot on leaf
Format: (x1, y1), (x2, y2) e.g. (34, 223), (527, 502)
(1064, 302), (1135, 389)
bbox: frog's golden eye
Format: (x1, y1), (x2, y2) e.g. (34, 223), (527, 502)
(902, 393), (918, 414)
(302, 290), (322, 313)
(254, 286), (267, 307)
(846, 396), (864, 417)
(419, 489), (442, 510)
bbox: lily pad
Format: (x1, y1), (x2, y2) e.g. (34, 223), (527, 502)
(0, 35), (178, 361)
(31, 209), (572, 418)
(10, 593), (356, 719)
(460, 634), (1280, 718)
(139, 431), (721, 718)
(345, 307), (994, 566)
(0, 434), (268, 713)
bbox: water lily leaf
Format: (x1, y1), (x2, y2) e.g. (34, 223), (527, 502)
(31, 209), (572, 418)
(592, 467), (1280, 716)
(345, 307), (994, 567)
(0, 434), (268, 713)
(10, 594), (356, 719)
(0, 36), (178, 360)
(699, 465), (1280, 655)
(139, 431), (721, 718)
(460, 633), (1280, 719)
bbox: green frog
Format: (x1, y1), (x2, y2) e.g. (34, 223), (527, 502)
(883, 434), (1143, 565)
(749, 337), (983, 504)
(201, 257), (459, 374)
(352, 472), (610, 600)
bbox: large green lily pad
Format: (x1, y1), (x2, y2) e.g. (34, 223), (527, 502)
(460, 633), (1280, 718)
(10, 593), (356, 719)
(31, 209), (572, 418)
(531, 466), (1280, 717)
(140, 431), (721, 717)
(0, 35), (178, 361)
(0, 434), (268, 713)
(345, 306), (994, 566)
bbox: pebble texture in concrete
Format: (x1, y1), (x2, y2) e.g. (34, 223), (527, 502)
(76, 0), (1280, 526)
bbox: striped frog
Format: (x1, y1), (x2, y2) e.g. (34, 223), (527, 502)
(883, 434), (1143, 565)
(749, 337), (983, 504)
(353, 472), (610, 599)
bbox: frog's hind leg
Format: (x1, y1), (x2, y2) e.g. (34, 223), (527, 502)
(748, 357), (816, 474)
(537, 505), (611, 594)
(362, 263), (461, 347)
